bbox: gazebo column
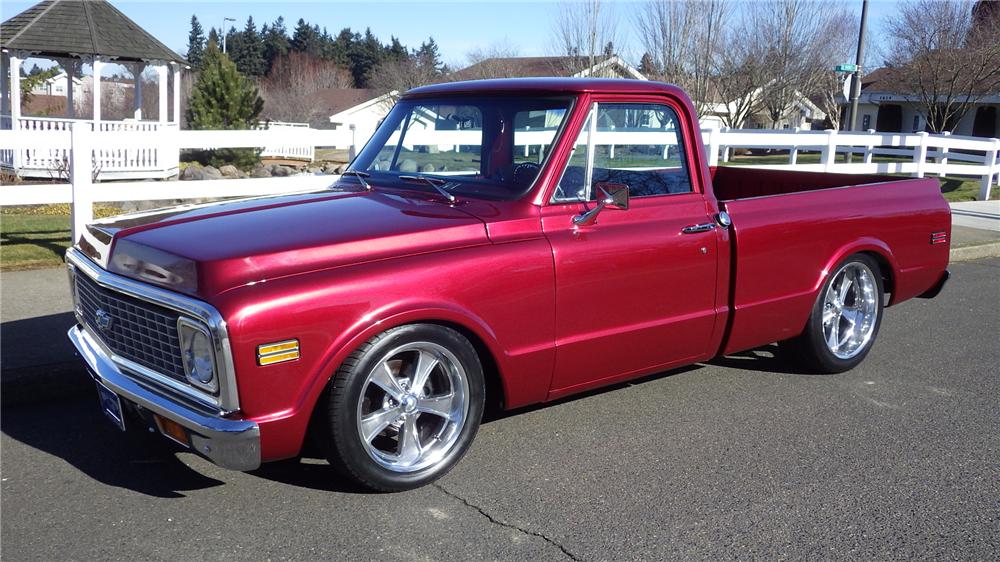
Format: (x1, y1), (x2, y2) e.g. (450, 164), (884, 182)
(153, 61), (168, 123)
(91, 57), (105, 124)
(171, 63), (181, 125)
(54, 57), (81, 119)
(133, 61), (145, 119)
(9, 52), (22, 131)
(1, 52), (9, 121)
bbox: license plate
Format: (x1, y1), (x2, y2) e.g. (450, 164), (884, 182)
(95, 381), (125, 431)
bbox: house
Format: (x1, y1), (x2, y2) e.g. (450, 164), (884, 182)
(841, 67), (1000, 137)
(697, 83), (827, 130)
(450, 55), (647, 81)
(323, 56), (647, 150)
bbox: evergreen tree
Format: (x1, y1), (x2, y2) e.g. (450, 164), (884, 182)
(386, 36), (408, 62)
(415, 37), (442, 73)
(186, 15), (206, 69)
(231, 16), (265, 76)
(186, 43), (264, 169)
(638, 52), (658, 78)
(349, 28), (385, 86)
(262, 17), (290, 74)
(329, 28), (355, 66)
(207, 27), (220, 50)
(291, 18), (320, 55)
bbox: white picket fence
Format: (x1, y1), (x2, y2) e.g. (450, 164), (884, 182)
(1, 124), (998, 242)
(703, 127), (999, 200)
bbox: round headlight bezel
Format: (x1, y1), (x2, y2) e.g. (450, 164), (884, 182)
(177, 318), (219, 394)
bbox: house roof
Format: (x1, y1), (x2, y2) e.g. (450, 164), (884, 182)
(314, 88), (384, 120)
(22, 93), (66, 115)
(1, 0), (184, 63)
(451, 55), (645, 81)
(860, 67), (905, 93)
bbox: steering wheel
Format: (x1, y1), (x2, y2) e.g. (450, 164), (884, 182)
(512, 162), (541, 185)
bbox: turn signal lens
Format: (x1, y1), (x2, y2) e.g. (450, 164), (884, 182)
(257, 340), (300, 366)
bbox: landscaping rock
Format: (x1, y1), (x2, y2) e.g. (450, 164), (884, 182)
(219, 165), (239, 178)
(271, 165), (293, 177)
(251, 166), (271, 178)
(399, 158), (418, 173)
(420, 164), (435, 173)
(202, 166), (223, 180)
(179, 166), (205, 181)
(323, 163), (339, 174)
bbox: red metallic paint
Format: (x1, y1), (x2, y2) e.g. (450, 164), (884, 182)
(93, 79), (950, 463)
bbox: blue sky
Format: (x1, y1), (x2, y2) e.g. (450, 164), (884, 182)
(2, 0), (902, 70)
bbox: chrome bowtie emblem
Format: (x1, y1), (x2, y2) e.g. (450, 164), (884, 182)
(95, 309), (114, 331)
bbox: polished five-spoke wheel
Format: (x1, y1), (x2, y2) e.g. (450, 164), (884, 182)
(822, 262), (879, 360)
(321, 324), (484, 492)
(789, 254), (885, 373)
(357, 342), (469, 473)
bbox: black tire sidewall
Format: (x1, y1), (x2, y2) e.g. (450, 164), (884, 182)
(326, 324), (485, 491)
(803, 254), (884, 373)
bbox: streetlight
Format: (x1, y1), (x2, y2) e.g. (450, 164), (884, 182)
(222, 17), (236, 53)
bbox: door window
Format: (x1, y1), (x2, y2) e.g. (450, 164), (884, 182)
(552, 102), (693, 202)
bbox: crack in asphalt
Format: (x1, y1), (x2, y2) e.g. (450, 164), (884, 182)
(433, 483), (582, 561)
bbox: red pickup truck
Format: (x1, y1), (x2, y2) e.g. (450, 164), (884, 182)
(67, 78), (950, 491)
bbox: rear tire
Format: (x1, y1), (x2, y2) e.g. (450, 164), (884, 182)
(320, 324), (484, 492)
(789, 254), (884, 373)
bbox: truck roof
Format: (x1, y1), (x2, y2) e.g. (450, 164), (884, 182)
(404, 77), (686, 98)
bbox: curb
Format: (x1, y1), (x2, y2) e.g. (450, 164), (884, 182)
(950, 241), (1000, 262)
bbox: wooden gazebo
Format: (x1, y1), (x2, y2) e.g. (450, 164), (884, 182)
(1, 0), (187, 179)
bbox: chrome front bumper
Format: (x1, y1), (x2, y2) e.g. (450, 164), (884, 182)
(69, 325), (261, 471)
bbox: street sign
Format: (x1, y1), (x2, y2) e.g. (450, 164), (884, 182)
(835, 63), (859, 73)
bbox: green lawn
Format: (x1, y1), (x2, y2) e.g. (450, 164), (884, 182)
(1, 213), (73, 271)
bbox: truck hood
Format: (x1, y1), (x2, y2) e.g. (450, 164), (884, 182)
(79, 190), (489, 298)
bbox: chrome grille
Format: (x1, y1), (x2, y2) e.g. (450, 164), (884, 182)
(74, 271), (186, 382)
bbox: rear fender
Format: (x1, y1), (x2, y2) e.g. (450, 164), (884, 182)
(816, 237), (899, 304)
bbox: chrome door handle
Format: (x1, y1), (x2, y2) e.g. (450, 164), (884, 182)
(681, 223), (716, 234)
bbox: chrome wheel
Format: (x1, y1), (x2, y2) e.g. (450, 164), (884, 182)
(356, 341), (470, 473)
(822, 262), (879, 360)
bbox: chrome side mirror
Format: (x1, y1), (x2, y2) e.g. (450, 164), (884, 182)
(573, 183), (629, 226)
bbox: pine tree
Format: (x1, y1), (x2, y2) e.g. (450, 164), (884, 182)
(349, 28), (385, 86)
(186, 15), (206, 69)
(262, 17), (290, 74)
(329, 28), (355, 66)
(231, 16), (265, 76)
(639, 52), (659, 78)
(291, 19), (321, 55)
(207, 27), (220, 50)
(186, 43), (264, 169)
(386, 36), (408, 63)
(415, 37), (442, 74)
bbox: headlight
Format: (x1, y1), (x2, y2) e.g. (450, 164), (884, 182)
(178, 319), (218, 393)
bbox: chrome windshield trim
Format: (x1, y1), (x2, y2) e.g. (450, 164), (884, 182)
(66, 247), (240, 414)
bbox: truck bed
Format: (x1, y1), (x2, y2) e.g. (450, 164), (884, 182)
(710, 166), (890, 201)
(711, 169), (951, 355)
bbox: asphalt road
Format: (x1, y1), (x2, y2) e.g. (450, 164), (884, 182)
(2, 258), (998, 561)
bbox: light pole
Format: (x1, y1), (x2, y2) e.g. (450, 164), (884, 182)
(847, 0), (869, 133)
(222, 17), (235, 53)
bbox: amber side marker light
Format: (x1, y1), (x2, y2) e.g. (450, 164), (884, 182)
(155, 415), (190, 447)
(257, 339), (300, 366)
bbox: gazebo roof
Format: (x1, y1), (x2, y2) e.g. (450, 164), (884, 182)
(1, 0), (185, 64)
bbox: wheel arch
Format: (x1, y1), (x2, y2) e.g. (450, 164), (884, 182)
(818, 237), (899, 305)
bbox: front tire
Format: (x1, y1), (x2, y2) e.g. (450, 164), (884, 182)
(790, 254), (884, 373)
(321, 324), (485, 492)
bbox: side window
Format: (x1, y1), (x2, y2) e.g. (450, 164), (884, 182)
(552, 102), (693, 202)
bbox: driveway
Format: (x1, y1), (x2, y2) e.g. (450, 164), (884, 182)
(2, 258), (998, 560)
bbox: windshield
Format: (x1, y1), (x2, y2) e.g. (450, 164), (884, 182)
(342, 96), (574, 201)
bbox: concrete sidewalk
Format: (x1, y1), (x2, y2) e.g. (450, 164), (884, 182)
(3, 205), (999, 406)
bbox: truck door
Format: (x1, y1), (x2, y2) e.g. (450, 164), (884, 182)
(541, 99), (721, 395)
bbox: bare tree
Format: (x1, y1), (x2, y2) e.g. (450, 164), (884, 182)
(258, 52), (353, 123)
(551, 0), (620, 71)
(367, 56), (445, 108)
(464, 41), (522, 79)
(635, 0), (728, 117)
(752, 0), (854, 128)
(884, 0), (1000, 132)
